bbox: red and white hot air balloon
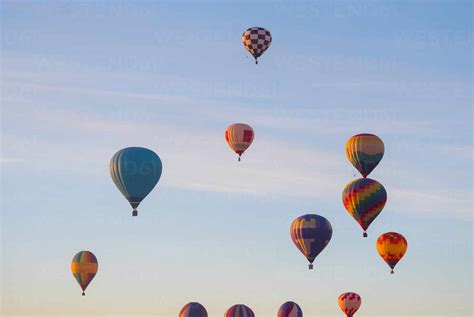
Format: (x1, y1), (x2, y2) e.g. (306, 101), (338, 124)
(338, 292), (361, 317)
(225, 123), (254, 161)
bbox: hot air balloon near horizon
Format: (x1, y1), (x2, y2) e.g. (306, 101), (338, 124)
(342, 178), (387, 237)
(338, 292), (361, 317)
(110, 147), (162, 216)
(242, 27), (272, 64)
(225, 123), (254, 161)
(71, 251), (98, 296)
(345, 133), (384, 178)
(376, 232), (408, 274)
(278, 301), (303, 317)
(290, 214), (333, 269)
(179, 302), (208, 317)
(225, 304), (254, 317)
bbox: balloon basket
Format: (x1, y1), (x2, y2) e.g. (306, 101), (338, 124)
(82, 292), (85, 296)
(363, 232), (368, 237)
(132, 209), (138, 217)
(308, 264), (313, 270)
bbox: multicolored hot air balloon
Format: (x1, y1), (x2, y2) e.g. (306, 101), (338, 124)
(110, 147), (163, 216)
(290, 214), (333, 269)
(225, 304), (254, 317)
(71, 251), (98, 296)
(338, 292), (361, 317)
(345, 134), (384, 178)
(278, 301), (303, 317)
(225, 123), (254, 161)
(376, 232), (408, 274)
(179, 302), (208, 317)
(342, 178), (387, 237)
(242, 27), (272, 64)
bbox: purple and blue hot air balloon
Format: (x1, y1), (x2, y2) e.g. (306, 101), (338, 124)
(278, 301), (303, 317)
(225, 304), (254, 317)
(290, 214), (333, 269)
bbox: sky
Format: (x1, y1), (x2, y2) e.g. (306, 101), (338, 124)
(1, 0), (472, 316)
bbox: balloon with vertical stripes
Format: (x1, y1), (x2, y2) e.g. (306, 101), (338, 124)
(71, 251), (98, 296)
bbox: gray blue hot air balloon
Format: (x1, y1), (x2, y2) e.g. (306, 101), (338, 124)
(110, 147), (162, 216)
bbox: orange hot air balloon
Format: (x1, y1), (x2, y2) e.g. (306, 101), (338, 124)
(338, 292), (361, 317)
(376, 232), (408, 274)
(225, 123), (254, 161)
(71, 251), (98, 295)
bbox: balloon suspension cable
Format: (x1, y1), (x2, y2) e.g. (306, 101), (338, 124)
(82, 292), (85, 296)
(363, 231), (368, 238)
(132, 209), (138, 217)
(391, 269), (394, 274)
(308, 263), (314, 270)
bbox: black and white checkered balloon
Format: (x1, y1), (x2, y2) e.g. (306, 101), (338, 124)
(242, 27), (272, 64)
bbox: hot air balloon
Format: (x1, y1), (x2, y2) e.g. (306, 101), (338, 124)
(290, 214), (333, 269)
(242, 27), (272, 64)
(342, 178), (387, 237)
(179, 302), (208, 317)
(278, 301), (303, 317)
(376, 232), (407, 274)
(345, 134), (384, 178)
(71, 251), (98, 296)
(338, 292), (361, 317)
(225, 123), (254, 161)
(110, 147), (163, 216)
(225, 304), (254, 317)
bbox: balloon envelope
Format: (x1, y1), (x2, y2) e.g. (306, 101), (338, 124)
(225, 123), (254, 161)
(342, 178), (387, 237)
(290, 214), (333, 269)
(179, 302), (208, 317)
(110, 147), (162, 216)
(71, 251), (98, 295)
(338, 292), (361, 317)
(225, 304), (254, 317)
(376, 232), (408, 273)
(242, 27), (272, 64)
(278, 301), (303, 317)
(345, 134), (384, 178)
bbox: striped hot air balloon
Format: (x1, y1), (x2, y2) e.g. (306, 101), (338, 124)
(242, 27), (272, 64)
(376, 232), (408, 274)
(290, 214), (333, 269)
(338, 292), (361, 317)
(225, 304), (254, 317)
(345, 134), (384, 178)
(71, 251), (98, 296)
(110, 147), (162, 216)
(278, 301), (303, 317)
(225, 123), (254, 161)
(179, 302), (208, 317)
(342, 178), (387, 237)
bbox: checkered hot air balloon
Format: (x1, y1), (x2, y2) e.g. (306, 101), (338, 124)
(110, 147), (163, 216)
(342, 178), (387, 237)
(225, 304), (255, 317)
(71, 251), (98, 296)
(225, 123), (254, 161)
(376, 232), (408, 274)
(242, 27), (272, 64)
(290, 214), (333, 269)
(338, 292), (362, 317)
(179, 302), (208, 317)
(345, 134), (384, 178)
(278, 301), (303, 317)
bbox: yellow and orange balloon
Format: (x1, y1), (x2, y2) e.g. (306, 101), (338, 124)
(225, 123), (254, 161)
(376, 232), (407, 274)
(71, 251), (98, 295)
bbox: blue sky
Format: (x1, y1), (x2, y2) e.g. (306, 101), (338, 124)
(1, 1), (472, 316)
